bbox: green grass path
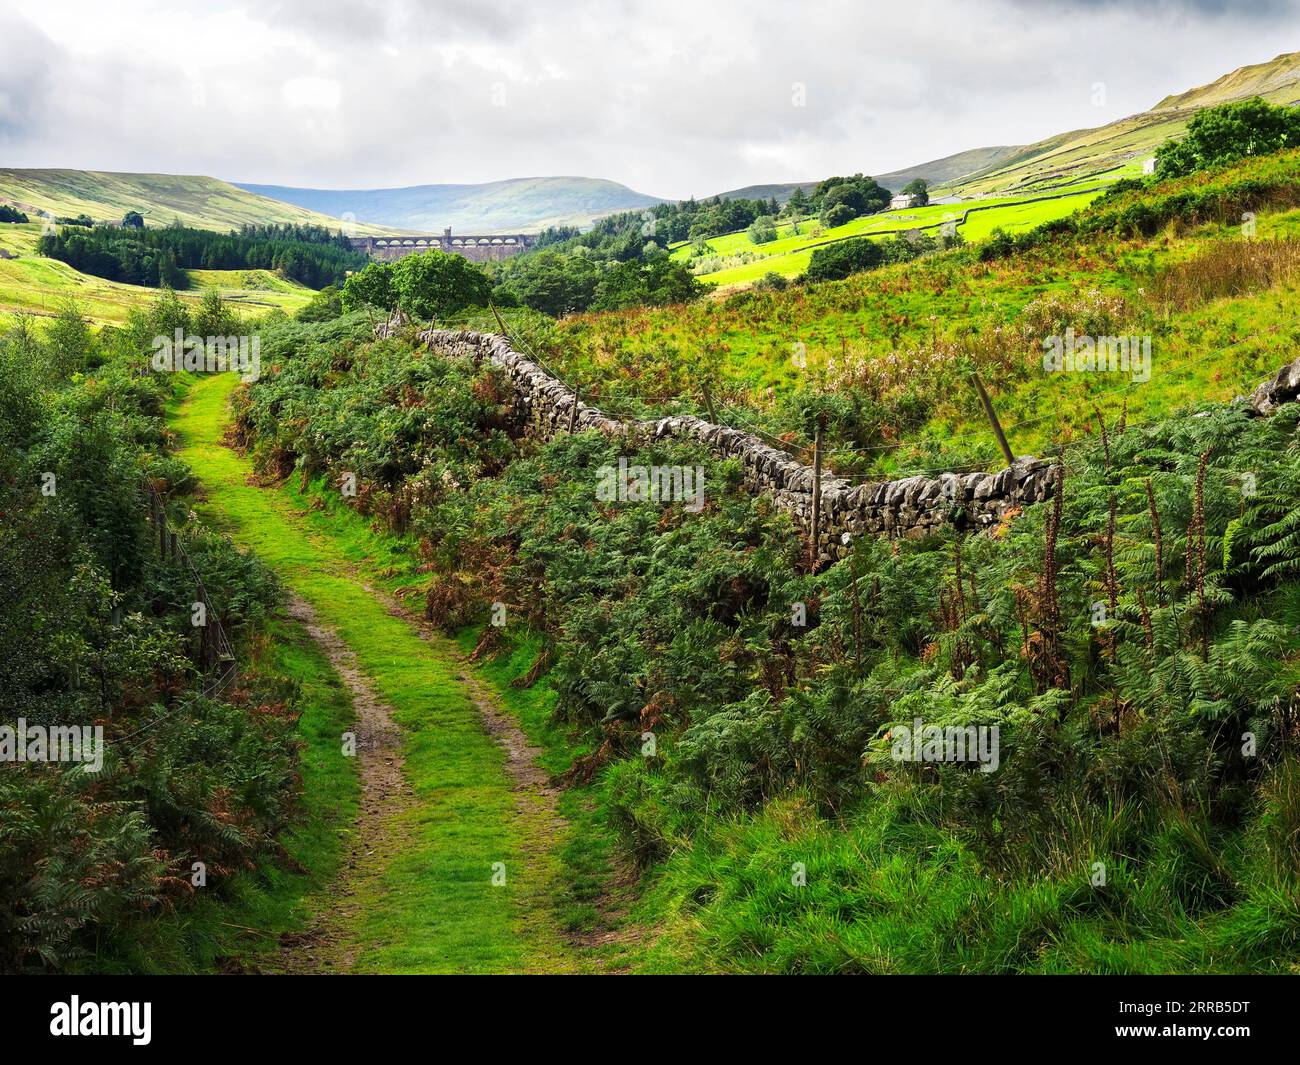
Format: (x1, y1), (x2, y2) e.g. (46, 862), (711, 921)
(172, 372), (583, 974)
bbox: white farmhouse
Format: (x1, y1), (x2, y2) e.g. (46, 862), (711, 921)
(889, 193), (917, 210)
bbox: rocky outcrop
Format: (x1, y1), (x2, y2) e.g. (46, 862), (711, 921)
(1246, 354), (1300, 417)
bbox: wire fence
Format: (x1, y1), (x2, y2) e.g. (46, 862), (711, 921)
(119, 480), (239, 750)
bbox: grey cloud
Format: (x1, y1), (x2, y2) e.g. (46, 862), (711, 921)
(2, 1), (1297, 198)
(1010, 0), (1296, 12)
(0, 13), (57, 142)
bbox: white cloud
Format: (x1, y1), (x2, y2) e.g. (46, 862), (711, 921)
(282, 77), (343, 110)
(1, 0), (1296, 198)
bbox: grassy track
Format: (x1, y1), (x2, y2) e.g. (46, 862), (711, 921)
(172, 372), (586, 974)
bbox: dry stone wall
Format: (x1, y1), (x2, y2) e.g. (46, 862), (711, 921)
(383, 319), (1055, 564)
(378, 318), (1300, 564)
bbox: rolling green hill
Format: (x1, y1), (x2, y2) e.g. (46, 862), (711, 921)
(712, 52), (1300, 210)
(945, 50), (1300, 196)
(0, 169), (392, 233)
(713, 181), (821, 204)
(235, 175), (664, 234)
(874, 145), (1025, 192)
(543, 147), (1300, 475)
(672, 52), (1300, 291)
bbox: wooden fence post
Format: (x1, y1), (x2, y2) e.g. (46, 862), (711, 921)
(970, 371), (1015, 467)
(702, 382), (718, 425)
(809, 413), (826, 569)
(196, 588), (206, 672)
(568, 388), (581, 434)
(490, 300), (510, 339)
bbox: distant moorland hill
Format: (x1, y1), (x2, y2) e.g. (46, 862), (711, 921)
(234, 175), (664, 234)
(946, 49), (1300, 195)
(0, 169), (385, 233)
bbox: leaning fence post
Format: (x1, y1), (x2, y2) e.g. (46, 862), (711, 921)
(970, 370), (1015, 467)
(702, 382), (718, 425)
(568, 387), (581, 434)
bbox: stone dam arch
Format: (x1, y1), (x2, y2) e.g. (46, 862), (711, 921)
(350, 229), (536, 264)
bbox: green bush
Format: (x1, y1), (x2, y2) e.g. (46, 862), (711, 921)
(1156, 97), (1300, 180)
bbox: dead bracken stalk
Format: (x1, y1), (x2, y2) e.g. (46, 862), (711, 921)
(1193, 446), (1213, 659)
(1138, 587), (1155, 651)
(1094, 406), (1111, 471)
(1037, 463), (1070, 697)
(1101, 490), (1120, 670)
(941, 533), (973, 677)
(848, 557), (864, 671)
(1145, 477), (1166, 604)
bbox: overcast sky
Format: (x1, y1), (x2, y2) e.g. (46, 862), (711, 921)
(1, 0), (1296, 199)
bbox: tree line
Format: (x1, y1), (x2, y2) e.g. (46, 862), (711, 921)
(486, 173), (903, 317)
(38, 221), (367, 289)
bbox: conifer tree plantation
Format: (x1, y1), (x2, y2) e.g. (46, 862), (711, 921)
(3, 0), (1300, 1041)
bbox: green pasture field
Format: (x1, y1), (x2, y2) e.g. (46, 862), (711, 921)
(0, 223), (314, 327)
(679, 187), (1110, 289)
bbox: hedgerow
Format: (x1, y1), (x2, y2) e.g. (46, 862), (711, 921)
(0, 297), (299, 972)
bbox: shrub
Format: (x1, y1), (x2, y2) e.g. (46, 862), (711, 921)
(807, 236), (884, 281)
(747, 216), (779, 245)
(820, 203), (855, 229)
(1156, 97), (1300, 180)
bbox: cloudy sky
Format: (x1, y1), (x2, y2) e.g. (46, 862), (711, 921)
(1, 0), (1296, 198)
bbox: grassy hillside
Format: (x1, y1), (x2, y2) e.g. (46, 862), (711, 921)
(707, 54), (1300, 217)
(711, 148), (1025, 206)
(236, 175), (665, 234)
(227, 152), (1300, 970)
(505, 148), (1300, 484)
(0, 223), (313, 326)
(946, 50), (1300, 197)
(0, 168), (387, 233)
(674, 180), (1111, 289)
